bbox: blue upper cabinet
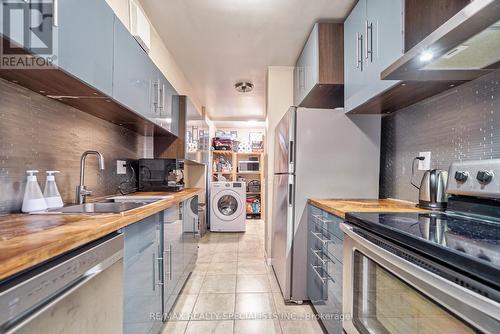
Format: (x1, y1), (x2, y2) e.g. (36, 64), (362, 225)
(113, 18), (156, 118)
(344, 0), (367, 113)
(344, 0), (403, 113)
(1, 0), (114, 96)
(156, 71), (176, 133)
(57, 0), (114, 96)
(294, 23), (344, 109)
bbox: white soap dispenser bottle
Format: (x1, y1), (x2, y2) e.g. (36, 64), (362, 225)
(22, 170), (48, 213)
(44, 171), (64, 209)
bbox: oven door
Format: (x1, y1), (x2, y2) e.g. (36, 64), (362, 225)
(340, 223), (500, 334)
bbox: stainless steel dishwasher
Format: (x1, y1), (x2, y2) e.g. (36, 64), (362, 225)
(0, 233), (124, 334)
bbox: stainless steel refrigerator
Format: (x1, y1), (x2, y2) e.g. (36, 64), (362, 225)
(271, 107), (381, 302)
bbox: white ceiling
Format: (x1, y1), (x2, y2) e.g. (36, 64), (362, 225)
(139, 0), (355, 121)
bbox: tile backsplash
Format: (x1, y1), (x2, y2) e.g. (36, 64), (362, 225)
(0, 78), (146, 215)
(380, 70), (500, 202)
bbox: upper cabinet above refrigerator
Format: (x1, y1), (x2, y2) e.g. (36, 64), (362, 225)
(294, 23), (344, 109)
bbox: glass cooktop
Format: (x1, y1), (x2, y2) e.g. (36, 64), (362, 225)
(345, 211), (500, 287)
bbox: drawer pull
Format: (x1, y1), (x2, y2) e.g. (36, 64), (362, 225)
(311, 248), (335, 265)
(310, 264), (327, 284)
(312, 214), (332, 224)
(311, 231), (332, 245)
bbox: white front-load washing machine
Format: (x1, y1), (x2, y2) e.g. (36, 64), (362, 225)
(210, 181), (246, 232)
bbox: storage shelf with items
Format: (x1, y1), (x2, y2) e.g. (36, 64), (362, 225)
(236, 152), (265, 220)
(212, 151), (236, 182)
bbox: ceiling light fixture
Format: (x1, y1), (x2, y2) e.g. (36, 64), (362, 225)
(235, 82), (254, 93)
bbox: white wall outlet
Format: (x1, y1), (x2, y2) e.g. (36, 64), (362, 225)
(418, 152), (431, 170)
(117, 160), (127, 175)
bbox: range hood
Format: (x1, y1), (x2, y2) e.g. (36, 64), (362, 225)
(383, 0), (500, 82)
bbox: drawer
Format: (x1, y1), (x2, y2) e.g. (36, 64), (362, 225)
(310, 210), (344, 240)
(309, 228), (343, 263)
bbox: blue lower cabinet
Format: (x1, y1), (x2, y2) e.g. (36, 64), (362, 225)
(307, 204), (344, 333)
(123, 213), (163, 334)
(123, 196), (199, 333)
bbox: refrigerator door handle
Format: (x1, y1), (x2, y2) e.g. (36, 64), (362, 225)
(289, 140), (294, 164)
(288, 183), (293, 206)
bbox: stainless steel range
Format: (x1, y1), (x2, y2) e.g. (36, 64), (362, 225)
(342, 159), (500, 334)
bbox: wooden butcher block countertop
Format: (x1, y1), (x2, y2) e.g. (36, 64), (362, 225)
(308, 198), (429, 219)
(0, 189), (202, 281)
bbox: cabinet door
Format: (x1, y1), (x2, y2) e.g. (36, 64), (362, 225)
(113, 18), (155, 117)
(363, 0), (403, 98)
(123, 214), (162, 334)
(182, 197), (199, 275)
(162, 205), (183, 314)
(57, 0), (114, 96)
(295, 24), (319, 106)
(156, 71), (176, 132)
(344, 0), (367, 113)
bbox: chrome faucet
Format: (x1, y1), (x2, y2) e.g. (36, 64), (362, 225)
(76, 151), (105, 204)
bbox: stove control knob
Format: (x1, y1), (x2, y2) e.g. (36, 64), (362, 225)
(476, 170), (494, 184)
(454, 171), (469, 182)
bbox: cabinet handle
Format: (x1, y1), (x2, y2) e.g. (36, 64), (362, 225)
(152, 252), (156, 291)
(311, 248), (335, 265)
(53, 0), (59, 27)
(355, 32), (359, 69)
(311, 231), (331, 245)
(365, 21), (373, 62)
(310, 264), (327, 284)
(163, 244), (173, 280)
(152, 81), (159, 113)
(357, 32), (364, 71)
(159, 84), (165, 115)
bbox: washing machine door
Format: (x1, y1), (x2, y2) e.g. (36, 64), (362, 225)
(213, 189), (244, 221)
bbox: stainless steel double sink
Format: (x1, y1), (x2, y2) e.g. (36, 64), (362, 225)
(31, 195), (174, 215)
(31, 199), (152, 215)
(45, 201), (148, 214)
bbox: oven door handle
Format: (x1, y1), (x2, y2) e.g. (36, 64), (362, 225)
(340, 223), (500, 333)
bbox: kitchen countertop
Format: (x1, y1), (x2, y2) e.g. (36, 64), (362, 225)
(0, 189), (202, 282)
(308, 198), (429, 219)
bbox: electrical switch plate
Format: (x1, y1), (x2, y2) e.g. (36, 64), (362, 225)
(117, 160), (127, 175)
(418, 152), (431, 171)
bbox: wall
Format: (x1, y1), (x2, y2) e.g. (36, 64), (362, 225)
(105, 0), (203, 114)
(265, 66), (294, 257)
(380, 70), (500, 202)
(0, 79), (144, 215)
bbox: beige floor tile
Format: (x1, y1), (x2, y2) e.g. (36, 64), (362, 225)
(267, 273), (282, 293)
(192, 262), (210, 274)
(238, 260), (268, 274)
(161, 321), (188, 334)
(215, 243), (238, 252)
(234, 320), (282, 334)
(200, 275), (237, 293)
(170, 294), (198, 320)
(211, 251), (238, 263)
(196, 252), (214, 263)
(207, 262), (238, 275)
(192, 293), (236, 319)
(236, 275), (271, 293)
(235, 293), (276, 318)
(272, 293), (316, 321)
(238, 251), (265, 261)
(181, 274), (206, 294)
(184, 320), (233, 334)
(279, 319), (324, 334)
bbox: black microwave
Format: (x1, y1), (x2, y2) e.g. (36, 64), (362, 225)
(138, 159), (184, 192)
